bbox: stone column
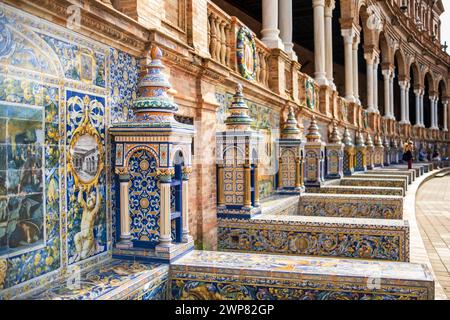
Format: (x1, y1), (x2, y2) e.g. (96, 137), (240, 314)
(279, 0), (297, 60)
(352, 35), (360, 104)
(117, 171), (132, 249)
(313, 0), (328, 86)
(325, 0), (335, 89)
(389, 70), (395, 120)
(365, 53), (375, 113)
(261, 0), (283, 49)
(157, 169), (173, 246)
(181, 167), (193, 242)
(399, 80), (408, 124)
(430, 96), (436, 129)
(419, 91), (424, 127)
(382, 69), (392, 119)
(342, 29), (355, 102)
(414, 89), (421, 126)
(405, 81), (411, 123)
(443, 100), (449, 131)
(373, 57), (379, 113)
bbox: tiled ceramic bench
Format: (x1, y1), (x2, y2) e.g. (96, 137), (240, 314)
(308, 185), (404, 196)
(339, 177), (407, 195)
(298, 193), (403, 219)
(218, 214), (409, 261)
(170, 251), (434, 300)
(369, 168), (416, 181)
(357, 171), (413, 184)
(351, 174), (409, 188)
(21, 260), (169, 300)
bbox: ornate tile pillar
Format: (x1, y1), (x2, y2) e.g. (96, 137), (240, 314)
(343, 127), (355, 176)
(365, 132), (375, 170)
(325, 122), (344, 179)
(304, 116), (325, 187)
(216, 84), (262, 218)
(277, 107), (305, 194)
(374, 133), (385, 167)
(354, 130), (367, 172)
(110, 46), (194, 262)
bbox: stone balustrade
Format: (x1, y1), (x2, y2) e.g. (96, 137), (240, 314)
(207, 2), (232, 68)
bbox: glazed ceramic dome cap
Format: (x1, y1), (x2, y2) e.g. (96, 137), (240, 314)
(328, 122), (342, 144)
(374, 133), (383, 147)
(305, 115), (322, 142)
(281, 107), (301, 139)
(132, 46), (179, 115)
(342, 127), (354, 147)
(355, 130), (365, 147)
(365, 132), (374, 148)
(225, 83), (253, 128)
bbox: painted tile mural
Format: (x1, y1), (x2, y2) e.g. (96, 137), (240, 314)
(0, 2), (140, 297)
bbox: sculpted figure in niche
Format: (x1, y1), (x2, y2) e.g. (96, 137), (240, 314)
(74, 185), (101, 261)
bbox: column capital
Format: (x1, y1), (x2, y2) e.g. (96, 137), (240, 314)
(156, 167), (175, 183)
(312, 0), (326, 8)
(341, 28), (355, 42)
(324, 0), (335, 16)
(381, 68), (392, 79)
(182, 166), (193, 180)
(398, 80), (408, 90)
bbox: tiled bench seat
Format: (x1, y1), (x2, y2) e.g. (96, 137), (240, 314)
(339, 177), (406, 195)
(218, 215), (409, 261)
(21, 259), (169, 300)
(368, 168), (416, 182)
(355, 174), (409, 186)
(357, 171), (413, 184)
(308, 185), (404, 196)
(170, 251), (434, 300)
(298, 193), (403, 219)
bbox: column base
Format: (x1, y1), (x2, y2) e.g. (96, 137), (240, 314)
(116, 239), (133, 249)
(444, 129), (448, 132)
(345, 95), (356, 103)
(366, 107), (378, 114)
(261, 34), (284, 49)
(384, 115), (396, 121)
(182, 233), (193, 243)
(155, 240), (194, 262)
(399, 120), (410, 125)
(314, 74), (328, 87)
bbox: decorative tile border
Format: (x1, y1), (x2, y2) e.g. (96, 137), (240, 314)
(307, 186), (404, 196)
(170, 251), (433, 300)
(339, 178), (406, 195)
(218, 215), (410, 261)
(298, 194), (403, 219)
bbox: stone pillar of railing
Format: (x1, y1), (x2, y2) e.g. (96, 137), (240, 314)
(341, 28), (355, 102)
(325, 0), (335, 90)
(279, 0), (297, 61)
(430, 95), (437, 129)
(261, 0), (283, 49)
(313, 0), (328, 86)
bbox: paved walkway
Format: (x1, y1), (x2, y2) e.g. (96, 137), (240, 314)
(416, 175), (450, 299)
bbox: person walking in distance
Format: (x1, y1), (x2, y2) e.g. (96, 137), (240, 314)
(403, 140), (414, 170)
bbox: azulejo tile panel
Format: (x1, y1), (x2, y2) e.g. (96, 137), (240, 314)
(218, 215), (409, 261)
(307, 186), (404, 197)
(66, 90), (107, 265)
(297, 194), (403, 219)
(0, 2), (141, 297)
(170, 251), (433, 300)
(339, 178), (406, 195)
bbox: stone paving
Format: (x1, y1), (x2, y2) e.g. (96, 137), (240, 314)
(416, 174), (450, 300)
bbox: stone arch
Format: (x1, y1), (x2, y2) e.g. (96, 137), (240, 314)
(393, 49), (407, 80)
(423, 71), (435, 128)
(437, 79), (447, 129)
(409, 61), (422, 88)
(378, 32), (392, 65)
